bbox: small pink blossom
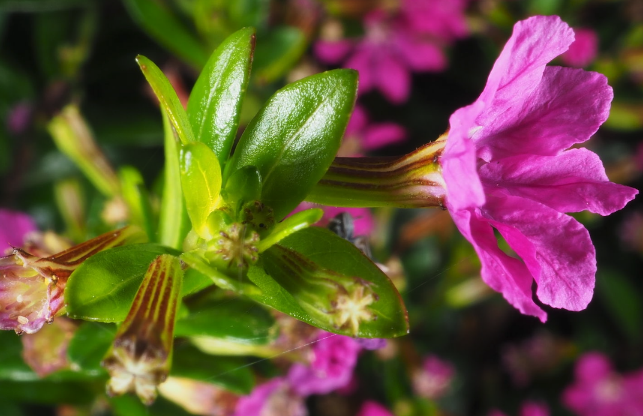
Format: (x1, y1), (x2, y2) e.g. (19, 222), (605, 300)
(400, 0), (469, 40)
(440, 16), (638, 321)
(315, 7), (458, 103)
(0, 209), (37, 254)
(561, 28), (598, 68)
(340, 106), (406, 156)
(287, 331), (361, 395)
(562, 352), (643, 416)
(357, 401), (394, 416)
(233, 378), (306, 416)
(412, 355), (454, 400)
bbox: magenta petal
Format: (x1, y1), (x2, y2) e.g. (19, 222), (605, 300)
(450, 209), (547, 321)
(477, 66), (613, 160)
(362, 123), (406, 150)
(0, 209), (36, 253)
(479, 149), (638, 215)
(357, 401), (394, 416)
(373, 50), (410, 104)
(394, 32), (447, 71)
(561, 28), (598, 67)
(346, 46), (375, 94)
(484, 194), (595, 311)
(443, 103), (486, 212)
(477, 16), (574, 115)
(314, 40), (353, 64)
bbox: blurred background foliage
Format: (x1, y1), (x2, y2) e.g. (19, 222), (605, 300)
(0, 0), (642, 415)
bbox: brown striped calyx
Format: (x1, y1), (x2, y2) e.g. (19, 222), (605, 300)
(306, 135), (447, 209)
(102, 254), (183, 406)
(0, 226), (145, 335)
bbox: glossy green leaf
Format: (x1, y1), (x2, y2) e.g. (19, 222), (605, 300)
(256, 208), (323, 252)
(179, 142), (223, 238)
(180, 251), (260, 294)
(123, 0), (208, 68)
(248, 227), (408, 338)
(171, 343), (254, 394)
(159, 110), (191, 249)
(253, 26), (307, 84)
(182, 268), (214, 296)
(223, 165), (262, 216)
(119, 166), (155, 241)
(65, 244), (180, 322)
(225, 69), (358, 220)
(136, 55), (195, 145)
(67, 322), (116, 372)
(175, 297), (276, 345)
(187, 27), (255, 165)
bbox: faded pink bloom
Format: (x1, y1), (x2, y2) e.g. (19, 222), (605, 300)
(357, 401), (394, 416)
(233, 378), (306, 416)
(502, 331), (564, 386)
(412, 355), (454, 400)
(400, 0), (469, 39)
(562, 352), (643, 416)
(287, 331), (361, 395)
(354, 337), (387, 350)
(315, 8), (454, 103)
(21, 318), (75, 377)
(490, 401), (550, 416)
(0, 209), (37, 254)
(561, 28), (598, 67)
(619, 211), (643, 251)
(340, 105), (406, 156)
(7, 102), (32, 135)
(440, 16), (638, 322)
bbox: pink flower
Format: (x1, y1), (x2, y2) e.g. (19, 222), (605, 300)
(490, 401), (550, 416)
(400, 0), (469, 40)
(287, 331), (361, 395)
(233, 378), (306, 416)
(562, 352), (643, 416)
(561, 28), (598, 68)
(412, 355), (455, 400)
(0, 209), (37, 254)
(292, 202), (374, 237)
(340, 105), (406, 156)
(315, 9), (451, 103)
(357, 401), (394, 416)
(440, 16), (638, 321)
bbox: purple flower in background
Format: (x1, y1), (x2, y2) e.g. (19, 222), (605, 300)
(340, 105), (406, 156)
(315, 5), (462, 103)
(6, 103), (32, 135)
(561, 28), (598, 67)
(490, 401), (550, 416)
(355, 337), (387, 350)
(400, 0), (469, 39)
(562, 352), (643, 416)
(440, 16), (638, 321)
(412, 355), (454, 400)
(0, 209), (36, 254)
(357, 401), (394, 416)
(287, 332), (361, 395)
(233, 378), (306, 416)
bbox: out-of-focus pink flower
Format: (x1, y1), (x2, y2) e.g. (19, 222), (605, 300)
(412, 355), (454, 400)
(619, 211), (643, 252)
(561, 28), (598, 67)
(440, 16), (638, 322)
(340, 106), (406, 156)
(287, 332), (361, 395)
(489, 401), (550, 416)
(315, 6), (459, 103)
(562, 352), (643, 416)
(400, 0), (469, 39)
(293, 202), (374, 237)
(357, 401), (394, 416)
(355, 337), (387, 350)
(233, 378), (307, 416)
(6, 103), (32, 135)
(0, 209), (36, 254)
(21, 318), (75, 377)
(502, 331), (566, 387)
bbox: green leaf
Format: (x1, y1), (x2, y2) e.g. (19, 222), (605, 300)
(175, 297), (276, 345)
(65, 244), (180, 322)
(159, 110), (191, 249)
(180, 251), (260, 294)
(253, 26), (307, 84)
(182, 268), (214, 296)
(249, 227), (408, 338)
(179, 142), (223, 238)
(225, 69), (358, 220)
(136, 55), (196, 145)
(256, 208), (322, 252)
(123, 0), (208, 68)
(119, 166), (155, 241)
(67, 322), (116, 373)
(187, 27), (255, 165)
(0, 331), (37, 382)
(171, 343), (254, 394)
(223, 165), (262, 216)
